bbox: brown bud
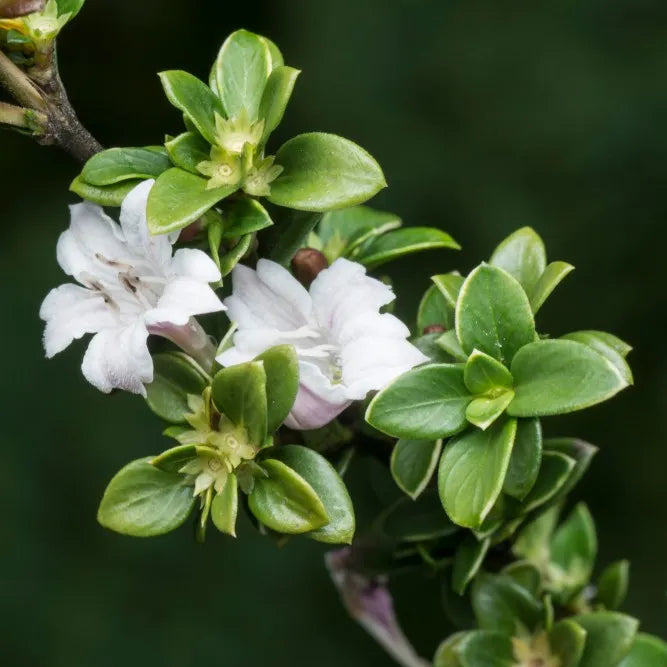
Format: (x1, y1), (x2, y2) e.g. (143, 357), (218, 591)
(291, 248), (329, 287)
(178, 220), (203, 243)
(0, 0), (44, 18)
(423, 324), (446, 335)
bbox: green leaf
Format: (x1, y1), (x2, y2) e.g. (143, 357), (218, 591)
(248, 458), (329, 534)
(195, 485), (212, 543)
(266, 445), (354, 544)
(145, 352), (209, 423)
(501, 561), (541, 595)
(464, 349), (513, 395)
(80, 147), (171, 186)
(218, 233), (252, 277)
(458, 630), (515, 667)
(259, 208), (322, 265)
(268, 132), (386, 211)
(381, 490), (459, 542)
(353, 227), (460, 270)
(252, 345), (299, 433)
(214, 29), (272, 121)
(437, 330), (468, 361)
(573, 612), (639, 667)
(417, 284), (454, 332)
(513, 504), (560, 563)
(366, 364), (471, 440)
(433, 632), (468, 667)
(456, 264), (536, 366)
(465, 390), (514, 430)
(432, 272), (464, 309)
(543, 437), (598, 501)
(56, 0), (85, 18)
(508, 339), (629, 417)
(147, 168), (236, 235)
(97, 458), (196, 537)
(390, 438), (443, 500)
(438, 418), (517, 528)
(221, 196), (273, 237)
(211, 474), (238, 537)
(619, 634), (667, 667)
(412, 333), (454, 363)
(158, 70), (224, 145)
(489, 227), (547, 294)
(452, 534), (490, 595)
(70, 175), (142, 207)
(471, 572), (543, 636)
(503, 418), (542, 500)
(211, 361), (267, 447)
(596, 560), (629, 610)
(550, 619), (587, 667)
(258, 65), (300, 141)
(150, 444), (197, 473)
(561, 330), (633, 385)
(164, 132), (210, 174)
(529, 261), (574, 313)
(550, 503), (597, 596)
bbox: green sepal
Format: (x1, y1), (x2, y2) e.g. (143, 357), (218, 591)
(164, 131), (210, 174)
(80, 147), (171, 186)
(97, 458), (196, 537)
(70, 175), (142, 207)
(390, 438), (443, 500)
(596, 559), (629, 610)
(211, 474), (239, 537)
(452, 534), (490, 595)
(366, 364), (471, 440)
(247, 458), (329, 534)
(211, 361), (267, 447)
(572, 611), (639, 667)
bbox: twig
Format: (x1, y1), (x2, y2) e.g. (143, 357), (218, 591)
(0, 99), (46, 129)
(0, 49), (45, 109)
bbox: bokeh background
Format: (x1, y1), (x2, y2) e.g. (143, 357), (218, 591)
(1, 0), (666, 664)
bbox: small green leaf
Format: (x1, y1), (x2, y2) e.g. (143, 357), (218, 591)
(433, 632), (468, 667)
(471, 572), (543, 636)
(508, 339), (629, 417)
(381, 490), (459, 542)
(438, 418), (517, 529)
(195, 485), (212, 543)
(164, 132), (210, 174)
(159, 70), (224, 144)
(573, 612), (639, 667)
(150, 444), (197, 473)
(80, 147), (171, 186)
(458, 630), (515, 667)
(513, 504), (560, 563)
(452, 534), (490, 595)
(353, 227), (460, 270)
(252, 345), (299, 433)
(145, 352), (209, 423)
(501, 561), (541, 595)
(221, 196), (273, 237)
(529, 261), (574, 313)
(259, 208), (322, 266)
(550, 619), (587, 667)
(258, 65), (300, 141)
(390, 438), (443, 500)
(266, 445), (354, 544)
(596, 560), (629, 610)
(214, 29), (272, 121)
(218, 233), (253, 277)
(456, 264), (536, 366)
(503, 418), (542, 500)
(211, 474), (238, 536)
(437, 330), (468, 361)
(619, 634), (667, 667)
(70, 176), (142, 207)
(268, 132), (386, 211)
(464, 350), (513, 395)
(412, 333), (454, 363)
(56, 0), (85, 18)
(561, 330), (633, 385)
(417, 284), (454, 332)
(248, 458), (329, 534)
(147, 168), (236, 235)
(211, 361), (267, 447)
(366, 364), (471, 440)
(465, 390), (514, 430)
(543, 437), (598, 501)
(489, 227), (547, 294)
(263, 36), (284, 69)
(432, 272), (464, 309)
(97, 458), (196, 537)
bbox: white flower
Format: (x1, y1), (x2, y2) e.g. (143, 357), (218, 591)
(40, 180), (225, 395)
(217, 258), (428, 429)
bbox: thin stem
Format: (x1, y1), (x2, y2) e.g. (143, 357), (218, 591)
(0, 49), (45, 109)
(0, 99), (45, 129)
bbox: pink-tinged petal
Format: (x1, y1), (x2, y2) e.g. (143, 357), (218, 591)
(285, 384), (351, 430)
(171, 248), (221, 283)
(310, 258), (395, 337)
(224, 262), (312, 330)
(118, 179), (172, 269)
(341, 337), (429, 398)
(40, 284), (117, 358)
(81, 320), (152, 395)
(145, 277), (225, 326)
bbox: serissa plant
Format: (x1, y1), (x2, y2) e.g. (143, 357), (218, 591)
(1, 4), (664, 666)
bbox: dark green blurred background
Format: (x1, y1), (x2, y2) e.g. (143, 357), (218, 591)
(2, 1), (666, 664)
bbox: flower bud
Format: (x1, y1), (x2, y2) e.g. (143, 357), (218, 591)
(291, 248), (329, 287)
(0, 0), (44, 19)
(423, 324), (446, 335)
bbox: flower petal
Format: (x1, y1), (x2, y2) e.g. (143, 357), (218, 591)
(81, 320), (153, 395)
(285, 382), (351, 430)
(172, 248), (221, 283)
(40, 284), (117, 358)
(145, 277), (225, 326)
(337, 311), (410, 347)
